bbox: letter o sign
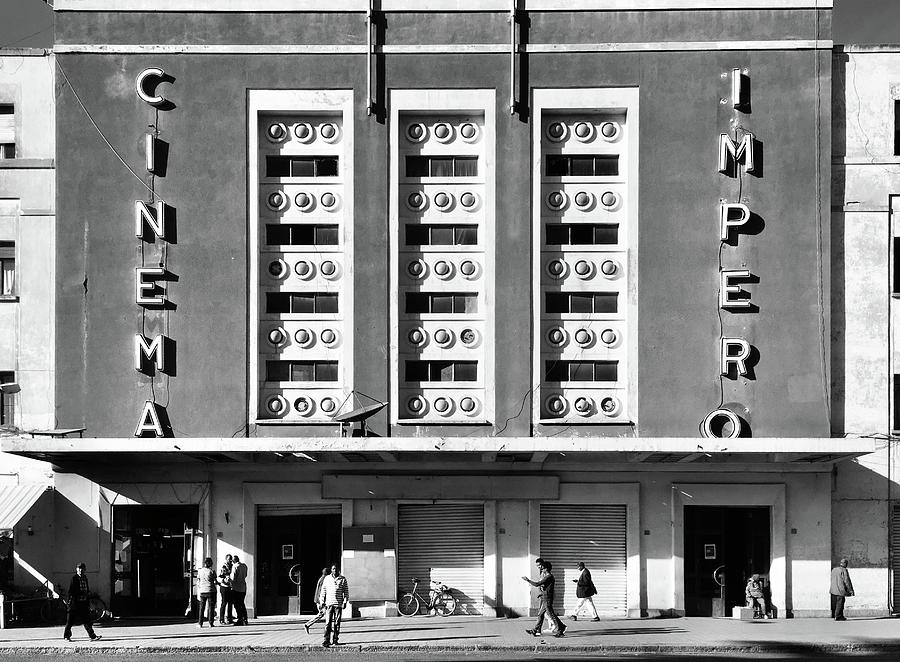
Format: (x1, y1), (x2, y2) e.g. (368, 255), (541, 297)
(701, 408), (743, 438)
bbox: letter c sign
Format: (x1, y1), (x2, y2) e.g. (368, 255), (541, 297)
(136, 68), (171, 107)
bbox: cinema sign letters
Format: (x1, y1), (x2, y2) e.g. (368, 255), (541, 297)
(702, 68), (758, 439)
(133, 67), (174, 437)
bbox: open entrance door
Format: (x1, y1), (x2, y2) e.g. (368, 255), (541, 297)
(256, 506), (342, 616)
(683, 506), (770, 616)
(112, 504), (199, 617)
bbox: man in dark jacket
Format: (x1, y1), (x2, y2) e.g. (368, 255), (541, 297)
(830, 558), (855, 621)
(522, 558), (566, 638)
(63, 563), (101, 642)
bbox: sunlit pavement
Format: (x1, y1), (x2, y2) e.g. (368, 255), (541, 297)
(0, 615), (898, 654)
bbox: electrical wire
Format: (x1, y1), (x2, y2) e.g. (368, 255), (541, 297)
(55, 60), (167, 205)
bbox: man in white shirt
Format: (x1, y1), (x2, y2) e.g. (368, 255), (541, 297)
(318, 563), (349, 647)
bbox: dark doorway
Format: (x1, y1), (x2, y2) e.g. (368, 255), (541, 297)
(256, 512), (341, 616)
(111, 504), (199, 617)
(684, 505), (770, 616)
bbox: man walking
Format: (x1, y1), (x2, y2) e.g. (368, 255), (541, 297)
(830, 558), (854, 621)
(522, 557), (566, 638)
(304, 566), (330, 635)
(63, 563), (101, 642)
(230, 554), (249, 626)
(319, 563), (349, 648)
(570, 561), (600, 621)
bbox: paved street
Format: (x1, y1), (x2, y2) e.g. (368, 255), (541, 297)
(0, 614), (898, 656)
(2, 654), (900, 662)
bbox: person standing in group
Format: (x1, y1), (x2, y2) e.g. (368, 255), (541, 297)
(522, 557), (566, 638)
(304, 567), (330, 635)
(319, 563), (349, 648)
(63, 563), (101, 642)
(197, 557), (218, 628)
(218, 554), (234, 624)
(230, 554), (249, 626)
(569, 561), (600, 621)
(830, 558), (855, 621)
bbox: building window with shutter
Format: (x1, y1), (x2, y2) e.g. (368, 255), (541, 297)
(0, 372), (14, 426)
(0, 242), (14, 297)
(0, 104), (14, 159)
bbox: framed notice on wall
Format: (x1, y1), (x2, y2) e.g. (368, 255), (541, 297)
(282, 544), (294, 560)
(704, 544), (716, 560)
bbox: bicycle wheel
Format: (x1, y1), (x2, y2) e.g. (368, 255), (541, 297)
(397, 593), (420, 617)
(88, 597), (107, 623)
(433, 592), (457, 617)
(40, 600), (59, 624)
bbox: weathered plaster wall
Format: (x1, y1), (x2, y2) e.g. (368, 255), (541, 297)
(54, 9), (832, 439)
(831, 48), (900, 615)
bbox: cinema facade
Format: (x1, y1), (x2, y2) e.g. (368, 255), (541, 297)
(3, 0), (884, 620)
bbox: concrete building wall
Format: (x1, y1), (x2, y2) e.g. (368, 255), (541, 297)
(53, 6), (832, 440)
(51, 460), (835, 617)
(831, 46), (900, 614)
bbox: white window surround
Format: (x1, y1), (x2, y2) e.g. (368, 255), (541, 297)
(390, 89), (496, 426)
(248, 90), (354, 425)
(532, 88), (639, 428)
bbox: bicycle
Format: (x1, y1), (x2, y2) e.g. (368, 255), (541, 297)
(40, 586), (108, 624)
(397, 577), (457, 617)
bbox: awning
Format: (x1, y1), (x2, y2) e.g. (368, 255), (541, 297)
(0, 435), (878, 467)
(0, 484), (49, 533)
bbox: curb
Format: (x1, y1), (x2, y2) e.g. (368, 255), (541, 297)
(4, 643), (900, 655)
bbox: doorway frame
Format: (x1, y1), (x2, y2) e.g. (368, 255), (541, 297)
(242, 483), (352, 618)
(672, 483), (785, 616)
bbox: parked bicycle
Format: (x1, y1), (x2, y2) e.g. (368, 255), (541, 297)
(36, 581), (108, 624)
(397, 577), (457, 617)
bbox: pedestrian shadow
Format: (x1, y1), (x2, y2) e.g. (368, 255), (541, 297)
(88, 631), (268, 642)
(563, 626), (687, 636)
(347, 625), (467, 634)
(352, 634), (500, 644)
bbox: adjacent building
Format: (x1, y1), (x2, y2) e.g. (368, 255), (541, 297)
(4, 0), (891, 620)
(0, 47), (56, 594)
(831, 44), (900, 613)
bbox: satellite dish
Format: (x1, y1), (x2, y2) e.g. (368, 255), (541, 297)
(330, 391), (388, 437)
(333, 402), (387, 423)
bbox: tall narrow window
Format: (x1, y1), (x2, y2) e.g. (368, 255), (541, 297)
(895, 100), (900, 156)
(0, 242), (14, 296)
(535, 92), (635, 426)
(0, 105), (14, 159)
(0, 372), (14, 426)
(393, 97), (493, 424)
(894, 374), (900, 433)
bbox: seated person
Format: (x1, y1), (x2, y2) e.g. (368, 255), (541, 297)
(745, 574), (768, 618)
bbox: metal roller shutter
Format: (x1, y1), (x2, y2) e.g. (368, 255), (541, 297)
(258, 504), (343, 517)
(539, 504), (627, 617)
(398, 504), (484, 615)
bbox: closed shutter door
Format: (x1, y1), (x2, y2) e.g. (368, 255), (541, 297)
(892, 505), (900, 612)
(398, 504), (484, 615)
(258, 504), (343, 517)
(540, 504), (627, 616)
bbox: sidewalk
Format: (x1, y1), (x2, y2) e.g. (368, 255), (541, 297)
(0, 614), (898, 654)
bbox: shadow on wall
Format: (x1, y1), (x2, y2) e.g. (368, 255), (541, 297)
(830, 53), (848, 433)
(11, 489), (102, 600)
